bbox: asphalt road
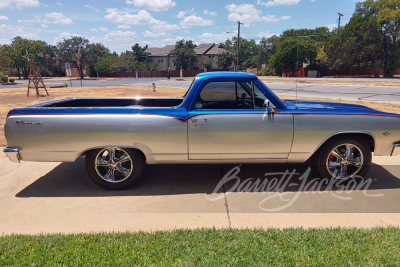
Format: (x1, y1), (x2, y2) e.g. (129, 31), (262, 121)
(2, 77), (400, 104)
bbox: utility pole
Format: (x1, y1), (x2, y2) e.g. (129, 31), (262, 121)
(338, 13), (344, 34)
(237, 20), (243, 72)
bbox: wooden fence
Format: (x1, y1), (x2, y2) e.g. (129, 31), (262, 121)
(99, 69), (230, 78)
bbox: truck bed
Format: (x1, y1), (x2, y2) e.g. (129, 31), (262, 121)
(31, 97), (184, 108)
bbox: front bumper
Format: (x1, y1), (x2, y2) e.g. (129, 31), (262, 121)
(3, 147), (21, 163)
(391, 142), (400, 157)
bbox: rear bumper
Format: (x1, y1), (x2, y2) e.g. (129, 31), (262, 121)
(3, 147), (21, 163)
(391, 142), (400, 157)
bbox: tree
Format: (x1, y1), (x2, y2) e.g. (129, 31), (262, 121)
(116, 51), (137, 71)
(270, 38), (319, 77)
(256, 35), (279, 68)
(230, 37), (259, 70)
(131, 43), (149, 62)
(86, 43), (110, 77)
(4, 37), (47, 79)
(94, 53), (118, 74)
(326, 13), (382, 77)
(0, 44), (12, 74)
(352, 0), (400, 77)
(172, 40), (198, 70)
(217, 51), (235, 68)
(55, 36), (90, 79)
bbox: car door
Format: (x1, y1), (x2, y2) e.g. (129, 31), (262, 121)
(188, 80), (293, 160)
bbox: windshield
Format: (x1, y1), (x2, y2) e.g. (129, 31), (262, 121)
(263, 84), (287, 106)
(182, 78), (195, 98)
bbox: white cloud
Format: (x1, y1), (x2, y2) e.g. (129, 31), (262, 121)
(257, 0), (301, 7)
(84, 5), (99, 12)
(40, 23), (47, 28)
(90, 28), (98, 32)
(180, 15), (214, 27)
(176, 8), (195, 18)
(100, 26), (108, 32)
(199, 32), (232, 43)
(0, 0), (41, 9)
(225, 4), (261, 15)
(256, 31), (274, 38)
(163, 36), (191, 43)
(105, 9), (179, 32)
(105, 9), (158, 25)
(0, 24), (39, 39)
(0, 15), (9, 20)
(149, 21), (179, 32)
(117, 25), (132, 29)
(44, 12), (73, 25)
(228, 13), (291, 25)
(225, 3), (290, 26)
(105, 30), (136, 43)
(143, 30), (170, 38)
(56, 1), (62, 6)
(0, 38), (11, 44)
(204, 10), (217, 16)
(126, 0), (176, 12)
(176, 11), (186, 19)
(53, 32), (81, 44)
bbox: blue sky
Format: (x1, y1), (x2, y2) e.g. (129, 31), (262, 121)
(0, 0), (358, 53)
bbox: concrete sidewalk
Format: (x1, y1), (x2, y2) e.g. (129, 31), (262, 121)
(0, 150), (399, 234)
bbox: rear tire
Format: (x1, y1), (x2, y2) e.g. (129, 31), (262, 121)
(315, 137), (371, 179)
(85, 147), (143, 190)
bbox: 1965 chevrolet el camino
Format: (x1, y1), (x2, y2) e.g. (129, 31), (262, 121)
(3, 72), (400, 190)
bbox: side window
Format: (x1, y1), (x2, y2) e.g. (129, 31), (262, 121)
(244, 81), (276, 109)
(195, 81), (253, 110)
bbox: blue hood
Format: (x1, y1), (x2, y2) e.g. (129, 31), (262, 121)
(283, 99), (375, 111)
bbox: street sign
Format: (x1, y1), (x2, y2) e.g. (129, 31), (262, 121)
(65, 63), (71, 77)
(77, 59), (80, 67)
(75, 53), (81, 59)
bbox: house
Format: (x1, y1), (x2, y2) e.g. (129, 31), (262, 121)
(145, 45), (175, 71)
(195, 43), (231, 69)
(145, 43), (232, 71)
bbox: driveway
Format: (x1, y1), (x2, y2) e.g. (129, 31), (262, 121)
(1, 149), (399, 234)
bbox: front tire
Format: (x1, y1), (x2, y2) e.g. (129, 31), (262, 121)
(85, 147), (143, 190)
(316, 137), (372, 179)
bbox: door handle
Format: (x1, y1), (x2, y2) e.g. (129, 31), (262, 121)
(191, 118), (207, 123)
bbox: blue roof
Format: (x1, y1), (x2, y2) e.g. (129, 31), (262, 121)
(196, 71), (256, 79)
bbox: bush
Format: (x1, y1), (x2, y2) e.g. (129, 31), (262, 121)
(0, 74), (7, 83)
(9, 78), (15, 82)
(257, 66), (275, 76)
(63, 83), (68, 87)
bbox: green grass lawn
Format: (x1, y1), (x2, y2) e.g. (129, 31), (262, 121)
(1, 228), (399, 266)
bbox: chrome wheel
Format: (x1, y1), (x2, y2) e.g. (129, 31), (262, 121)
(95, 147), (133, 183)
(326, 143), (364, 179)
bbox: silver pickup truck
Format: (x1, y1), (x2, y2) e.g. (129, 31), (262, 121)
(3, 72), (400, 190)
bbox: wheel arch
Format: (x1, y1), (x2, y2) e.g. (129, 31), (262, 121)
(75, 143), (155, 164)
(309, 131), (376, 160)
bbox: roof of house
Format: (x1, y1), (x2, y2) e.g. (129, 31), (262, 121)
(146, 45), (175, 57)
(194, 43), (214, 55)
(205, 44), (229, 55)
(145, 43), (229, 57)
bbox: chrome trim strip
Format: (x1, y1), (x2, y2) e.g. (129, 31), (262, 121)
(3, 147), (21, 163)
(391, 142), (400, 157)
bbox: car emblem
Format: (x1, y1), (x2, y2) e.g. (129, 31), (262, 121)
(15, 120), (42, 125)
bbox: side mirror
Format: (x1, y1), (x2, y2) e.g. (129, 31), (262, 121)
(263, 100), (275, 113)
